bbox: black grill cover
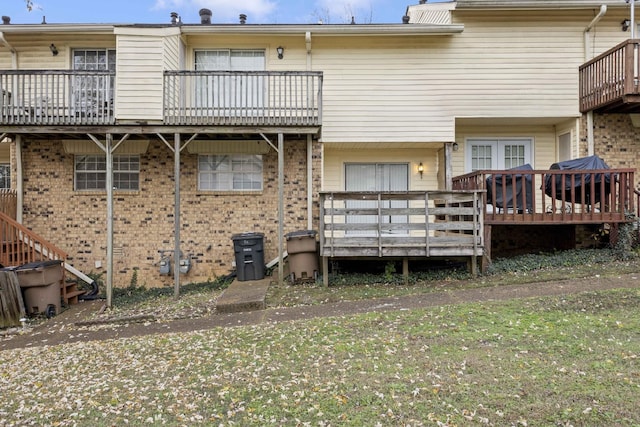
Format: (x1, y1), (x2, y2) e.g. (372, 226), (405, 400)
(486, 164), (534, 212)
(543, 155), (612, 204)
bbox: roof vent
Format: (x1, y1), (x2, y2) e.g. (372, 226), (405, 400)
(402, 15), (410, 24)
(170, 12), (179, 25)
(239, 14), (247, 24)
(1, 16), (10, 25)
(199, 8), (212, 24)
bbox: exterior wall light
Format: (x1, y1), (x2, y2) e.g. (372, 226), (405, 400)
(50, 43), (58, 56)
(277, 46), (284, 59)
(452, 142), (459, 151)
(622, 19), (631, 32)
(418, 162), (424, 179)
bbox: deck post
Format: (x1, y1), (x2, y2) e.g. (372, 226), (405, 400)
(322, 256), (329, 287)
(402, 258), (409, 285)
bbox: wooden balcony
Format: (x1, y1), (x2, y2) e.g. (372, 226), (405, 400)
(319, 190), (484, 258)
(452, 168), (635, 225)
(579, 39), (640, 113)
(163, 71), (322, 127)
(0, 70), (115, 125)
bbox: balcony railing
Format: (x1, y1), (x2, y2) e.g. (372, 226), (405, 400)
(579, 39), (640, 113)
(164, 71), (323, 126)
(452, 168), (635, 224)
(0, 70), (115, 125)
(319, 191), (484, 259)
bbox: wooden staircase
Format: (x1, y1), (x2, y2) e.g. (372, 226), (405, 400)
(0, 211), (84, 306)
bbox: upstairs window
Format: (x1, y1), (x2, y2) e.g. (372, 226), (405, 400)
(72, 49), (116, 116)
(0, 164), (9, 189)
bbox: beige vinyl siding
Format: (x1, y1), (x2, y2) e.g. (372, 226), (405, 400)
(314, 36), (455, 143)
(0, 33), (115, 69)
(323, 147), (438, 191)
(317, 9), (629, 144)
(114, 27), (180, 121)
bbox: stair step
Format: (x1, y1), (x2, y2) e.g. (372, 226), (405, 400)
(61, 280), (85, 306)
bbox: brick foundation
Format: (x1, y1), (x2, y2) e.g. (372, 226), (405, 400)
(20, 136), (321, 288)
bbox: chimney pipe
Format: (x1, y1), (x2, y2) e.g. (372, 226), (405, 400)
(402, 15), (410, 24)
(239, 14), (247, 24)
(1, 16), (10, 25)
(199, 8), (212, 24)
(170, 12), (178, 25)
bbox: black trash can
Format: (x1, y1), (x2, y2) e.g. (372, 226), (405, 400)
(285, 230), (318, 283)
(231, 232), (265, 281)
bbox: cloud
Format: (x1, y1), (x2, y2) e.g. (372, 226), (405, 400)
(152, 0), (277, 23)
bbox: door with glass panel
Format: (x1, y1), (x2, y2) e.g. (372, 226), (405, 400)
(194, 50), (265, 116)
(466, 138), (532, 172)
(345, 163), (409, 236)
(72, 49), (115, 117)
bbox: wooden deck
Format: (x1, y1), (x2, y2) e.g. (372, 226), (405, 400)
(452, 168), (635, 225)
(319, 190), (485, 285)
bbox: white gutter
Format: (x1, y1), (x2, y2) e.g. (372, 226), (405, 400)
(584, 5), (607, 157)
(0, 31), (17, 68)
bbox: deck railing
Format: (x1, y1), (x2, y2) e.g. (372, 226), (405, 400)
(164, 71), (323, 126)
(0, 70), (115, 125)
(319, 191), (484, 259)
(0, 189), (17, 220)
(579, 39), (640, 112)
(0, 211), (67, 267)
(453, 168), (635, 224)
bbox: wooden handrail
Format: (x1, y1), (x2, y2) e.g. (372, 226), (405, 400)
(0, 211), (67, 267)
(0, 188), (17, 220)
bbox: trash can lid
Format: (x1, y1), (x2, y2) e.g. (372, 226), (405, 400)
(15, 259), (63, 271)
(231, 232), (265, 240)
(285, 230), (317, 239)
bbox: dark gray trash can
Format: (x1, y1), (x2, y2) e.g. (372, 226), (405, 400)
(285, 230), (318, 283)
(231, 232), (265, 281)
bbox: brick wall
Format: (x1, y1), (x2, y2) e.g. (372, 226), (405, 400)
(20, 136), (320, 288)
(581, 113), (640, 188)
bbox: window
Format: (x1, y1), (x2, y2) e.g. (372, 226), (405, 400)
(198, 154), (263, 191)
(194, 50), (265, 113)
(0, 164), (10, 189)
(75, 155), (139, 191)
(345, 163), (409, 235)
(466, 138), (532, 172)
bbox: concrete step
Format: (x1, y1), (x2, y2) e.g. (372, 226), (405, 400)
(215, 277), (270, 314)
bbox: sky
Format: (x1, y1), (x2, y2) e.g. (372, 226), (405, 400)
(0, 0), (439, 26)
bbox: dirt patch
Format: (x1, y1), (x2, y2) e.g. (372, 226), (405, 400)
(2, 271), (638, 351)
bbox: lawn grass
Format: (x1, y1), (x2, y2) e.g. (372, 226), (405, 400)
(1, 287), (639, 426)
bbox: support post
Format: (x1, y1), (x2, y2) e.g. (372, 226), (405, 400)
(106, 134), (113, 308)
(174, 133), (181, 299)
(15, 135), (23, 223)
(278, 133), (284, 285)
(402, 258), (409, 285)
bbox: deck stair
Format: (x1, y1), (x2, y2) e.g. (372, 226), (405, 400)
(0, 211), (87, 307)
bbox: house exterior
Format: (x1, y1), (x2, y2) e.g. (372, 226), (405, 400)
(0, 1), (637, 293)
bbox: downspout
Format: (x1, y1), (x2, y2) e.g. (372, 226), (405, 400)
(584, 5), (607, 157)
(0, 32), (17, 68)
(306, 31), (314, 231)
(0, 33), (21, 222)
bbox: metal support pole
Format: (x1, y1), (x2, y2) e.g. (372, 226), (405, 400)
(278, 133), (284, 285)
(174, 133), (181, 299)
(307, 135), (313, 230)
(106, 134), (114, 308)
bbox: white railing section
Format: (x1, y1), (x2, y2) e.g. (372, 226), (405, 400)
(164, 70), (323, 126)
(0, 70), (115, 125)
